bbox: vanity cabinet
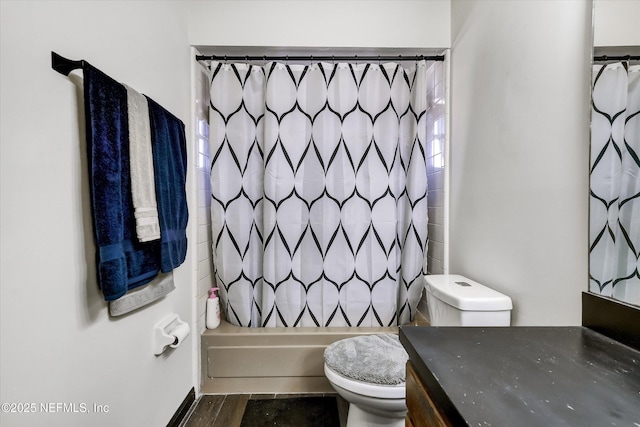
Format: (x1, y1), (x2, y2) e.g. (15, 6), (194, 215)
(405, 361), (451, 427)
(400, 326), (640, 427)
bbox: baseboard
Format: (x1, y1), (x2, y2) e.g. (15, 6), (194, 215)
(166, 387), (195, 427)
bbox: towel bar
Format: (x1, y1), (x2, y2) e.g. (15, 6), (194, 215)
(51, 51), (85, 76)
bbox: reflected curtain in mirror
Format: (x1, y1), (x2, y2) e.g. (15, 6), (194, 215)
(590, 62), (640, 306)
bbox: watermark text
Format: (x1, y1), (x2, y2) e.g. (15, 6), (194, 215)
(1, 402), (110, 414)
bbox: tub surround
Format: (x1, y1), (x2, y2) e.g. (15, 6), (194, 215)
(399, 326), (640, 426)
(201, 313), (429, 394)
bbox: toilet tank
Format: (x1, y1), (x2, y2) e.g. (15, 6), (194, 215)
(425, 274), (512, 326)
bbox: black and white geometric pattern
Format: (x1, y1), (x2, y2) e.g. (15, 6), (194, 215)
(210, 61), (428, 327)
(590, 63), (640, 306)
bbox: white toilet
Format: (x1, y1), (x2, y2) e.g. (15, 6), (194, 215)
(425, 274), (513, 326)
(323, 274), (512, 427)
(324, 334), (407, 427)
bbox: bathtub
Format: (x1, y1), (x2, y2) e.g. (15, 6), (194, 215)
(200, 313), (428, 394)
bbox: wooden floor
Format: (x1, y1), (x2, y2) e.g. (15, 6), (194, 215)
(180, 393), (348, 427)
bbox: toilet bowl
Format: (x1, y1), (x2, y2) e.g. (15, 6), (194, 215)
(324, 334), (407, 427)
(324, 275), (513, 426)
(324, 364), (406, 427)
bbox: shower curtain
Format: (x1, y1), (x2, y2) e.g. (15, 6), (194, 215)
(209, 60), (428, 327)
(590, 62), (640, 305)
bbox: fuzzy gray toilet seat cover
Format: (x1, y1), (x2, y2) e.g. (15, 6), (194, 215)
(324, 333), (408, 385)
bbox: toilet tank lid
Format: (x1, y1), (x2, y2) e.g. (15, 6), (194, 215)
(425, 274), (513, 311)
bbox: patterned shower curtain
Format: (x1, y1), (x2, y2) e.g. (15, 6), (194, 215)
(209, 60), (428, 327)
(590, 62), (640, 305)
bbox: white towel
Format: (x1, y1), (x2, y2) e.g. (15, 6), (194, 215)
(125, 85), (161, 242)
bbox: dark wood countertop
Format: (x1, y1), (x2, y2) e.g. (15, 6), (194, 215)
(400, 326), (640, 427)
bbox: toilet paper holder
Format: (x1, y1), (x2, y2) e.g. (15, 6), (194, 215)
(153, 313), (190, 356)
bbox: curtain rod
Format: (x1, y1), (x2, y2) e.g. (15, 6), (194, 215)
(593, 55), (640, 62)
(195, 54), (445, 62)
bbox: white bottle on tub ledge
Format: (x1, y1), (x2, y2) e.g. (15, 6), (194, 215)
(206, 287), (220, 329)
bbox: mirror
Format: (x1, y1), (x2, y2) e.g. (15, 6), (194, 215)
(589, 0), (640, 307)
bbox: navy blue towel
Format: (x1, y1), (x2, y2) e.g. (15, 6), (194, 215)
(83, 64), (160, 301)
(146, 97), (188, 272)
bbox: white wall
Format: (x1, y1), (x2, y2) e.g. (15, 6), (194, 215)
(449, 1), (592, 325)
(188, 0), (451, 48)
(0, 2), (195, 426)
(594, 0), (640, 47)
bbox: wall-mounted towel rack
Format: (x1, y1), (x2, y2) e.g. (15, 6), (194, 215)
(51, 51), (86, 76)
(51, 50), (189, 306)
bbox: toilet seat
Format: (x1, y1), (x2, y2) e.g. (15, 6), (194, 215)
(324, 363), (406, 399)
